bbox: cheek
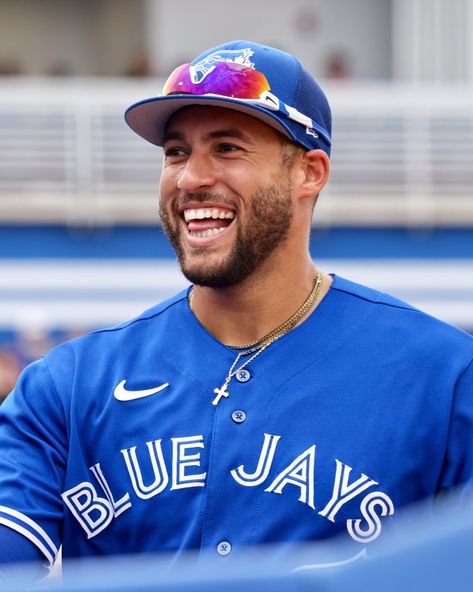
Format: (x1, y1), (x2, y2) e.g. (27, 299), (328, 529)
(159, 172), (176, 207)
(159, 171), (170, 195)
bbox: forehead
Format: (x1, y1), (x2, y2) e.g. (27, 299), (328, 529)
(163, 105), (282, 144)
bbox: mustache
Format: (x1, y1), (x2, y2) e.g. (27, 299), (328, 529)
(173, 191), (236, 210)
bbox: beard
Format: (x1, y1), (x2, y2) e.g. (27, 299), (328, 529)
(159, 181), (293, 288)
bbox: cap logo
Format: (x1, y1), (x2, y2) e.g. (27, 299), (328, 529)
(189, 48), (255, 84)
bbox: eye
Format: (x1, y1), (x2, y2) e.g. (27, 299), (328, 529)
(217, 143), (243, 154)
(164, 146), (187, 158)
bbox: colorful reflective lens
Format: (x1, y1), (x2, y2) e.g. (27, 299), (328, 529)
(162, 61), (271, 99)
(159, 60), (331, 146)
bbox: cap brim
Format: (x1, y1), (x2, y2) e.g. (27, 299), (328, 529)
(125, 94), (298, 147)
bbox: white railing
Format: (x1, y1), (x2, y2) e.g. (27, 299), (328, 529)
(1, 259), (472, 330)
(0, 78), (472, 226)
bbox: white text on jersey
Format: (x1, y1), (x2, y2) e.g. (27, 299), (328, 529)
(62, 433), (395, 543)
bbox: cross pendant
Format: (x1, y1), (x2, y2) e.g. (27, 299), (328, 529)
(212, 384), (229, 406)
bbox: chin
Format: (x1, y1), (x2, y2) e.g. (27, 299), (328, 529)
(180, 258), (254, 289)
(181, 266), (236, 289)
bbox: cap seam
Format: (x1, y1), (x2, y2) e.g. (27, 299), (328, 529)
(292, 57), (303, 108)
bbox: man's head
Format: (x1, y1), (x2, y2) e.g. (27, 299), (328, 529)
(125, 39), (332, 156)
(125, 41), (332, 288)
(158, 106), (301, 288)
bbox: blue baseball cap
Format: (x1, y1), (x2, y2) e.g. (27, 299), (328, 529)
(125, 40), (332, 156)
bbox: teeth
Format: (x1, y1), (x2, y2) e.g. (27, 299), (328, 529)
(184, 208), (235, 222)
(190, 228), (226, 238)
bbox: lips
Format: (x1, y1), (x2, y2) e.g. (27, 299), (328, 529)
(182, 206), (235, 239)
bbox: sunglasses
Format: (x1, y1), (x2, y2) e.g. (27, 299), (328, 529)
(162, 61), (330, 144)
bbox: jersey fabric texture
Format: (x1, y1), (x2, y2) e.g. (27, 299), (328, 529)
(0, 275), (473, 566)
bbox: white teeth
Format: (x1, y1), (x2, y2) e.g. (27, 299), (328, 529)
(184, 208), (235, 222)
(190, 228), (226, 238)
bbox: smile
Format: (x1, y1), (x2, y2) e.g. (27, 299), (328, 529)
(183, 208), (235, 222)
(182, 207), (235, 239)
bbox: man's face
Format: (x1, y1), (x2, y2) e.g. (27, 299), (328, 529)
(159, 106), (295, 288)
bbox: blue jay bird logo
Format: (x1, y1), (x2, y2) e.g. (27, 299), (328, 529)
(189, 48), (255, 84)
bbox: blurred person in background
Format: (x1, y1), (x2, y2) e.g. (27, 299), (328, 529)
(0, 349), (21, 404)
(0, 40), (472, 583)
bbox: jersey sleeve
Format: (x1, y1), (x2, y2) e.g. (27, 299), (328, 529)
(0, 358), (67, 566)
(438, 356), (473, 493)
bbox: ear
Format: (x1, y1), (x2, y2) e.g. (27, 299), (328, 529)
(297, 149), (330, 201)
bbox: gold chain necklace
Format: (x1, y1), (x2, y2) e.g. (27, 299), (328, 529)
(188, 271), (324, 405)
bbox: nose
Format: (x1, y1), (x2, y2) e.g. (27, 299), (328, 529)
(177, 152), (216, 194)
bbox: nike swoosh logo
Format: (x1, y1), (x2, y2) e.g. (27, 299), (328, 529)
(113, 380), (170, 401)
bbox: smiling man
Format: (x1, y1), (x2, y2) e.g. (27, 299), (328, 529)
(1, 40), (473, 577)
(159, 107), (302, 290)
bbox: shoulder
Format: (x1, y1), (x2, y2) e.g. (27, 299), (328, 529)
(3, 289), (192, 420)
(330, 274), (473, 359)
(43, 288), (191, 368)
(93, 288), (191, 334)
(331, 274), (416, 310)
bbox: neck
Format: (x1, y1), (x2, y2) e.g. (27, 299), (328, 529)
(189, 256), (331, 346)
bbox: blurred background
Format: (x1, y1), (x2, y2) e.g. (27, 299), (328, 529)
(0, 0), (472, 401)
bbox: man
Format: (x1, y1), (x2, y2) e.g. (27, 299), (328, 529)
(1, 40), (473, 576)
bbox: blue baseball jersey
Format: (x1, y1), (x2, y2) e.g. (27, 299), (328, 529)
(1, 275), (473, 567)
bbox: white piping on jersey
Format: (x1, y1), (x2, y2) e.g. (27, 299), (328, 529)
(0, 506), (58, 566)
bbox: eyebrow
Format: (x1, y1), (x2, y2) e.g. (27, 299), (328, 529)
(205, 128), (254, 143)
(162, 130), (185, 145)
(162, 128), (254, 145)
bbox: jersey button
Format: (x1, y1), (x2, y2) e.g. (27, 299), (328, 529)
(235, 369), (251, 383)
(217, 541), (232, 556)
(232, 410), (247, 424)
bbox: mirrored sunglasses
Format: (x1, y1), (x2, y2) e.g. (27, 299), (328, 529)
(162, 61), (330, 144)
